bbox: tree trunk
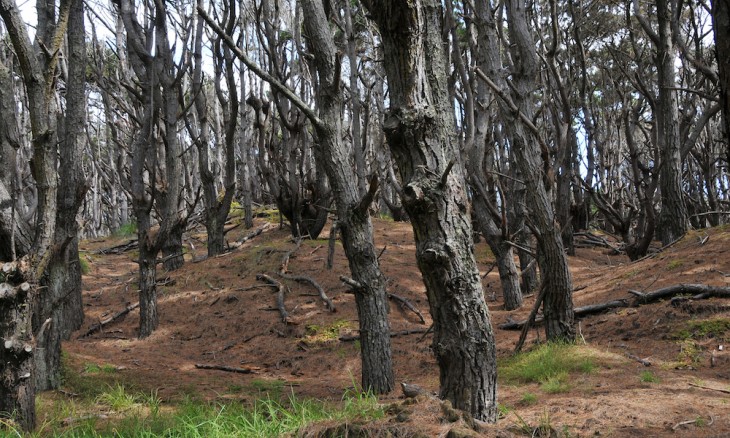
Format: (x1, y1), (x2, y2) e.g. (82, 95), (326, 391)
(712, 0), (730, 164)
(299, 0), (394, 393)
(138, 241), (158, 338)
(35, 0), (86, 390)
(654, 0), (690, 244)
(0, 269), (35, 432)
(364, 0), (498, 422)
(503, 0), (575, 341)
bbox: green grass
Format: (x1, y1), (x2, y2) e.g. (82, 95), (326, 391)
(639, 371), (659, 383)
(519, 392), (538, 406)
(305, 320), (352, 344)
(0, 355), (384, 437)
(666, 259), (684, 270)
(499, 342), (596, 394)
(113, 221), (137, 238)
(675, 318), (730, 342)
(78, 256), (91, 275)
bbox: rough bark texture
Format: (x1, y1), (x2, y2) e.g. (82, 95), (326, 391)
(470, 0), (522, 310)
(504, 0), (575, 341)
(299, 0), (394, 394)
(34, 0), (86, 390)
(0, 262), (35, 432)
(712, 0), (730, 164)
(363, 0), (498, 422)
(654, 0), (690, 244)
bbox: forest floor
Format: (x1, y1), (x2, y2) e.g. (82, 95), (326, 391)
(58, 216), (730, 437)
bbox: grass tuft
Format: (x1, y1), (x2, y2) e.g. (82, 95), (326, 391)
(499, 342), (596, 394)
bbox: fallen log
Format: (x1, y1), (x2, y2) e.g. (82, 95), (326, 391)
(79, 302), (140, 338)
(194, 363), (258, 374)
(279, 239), (302, 274)
(628, 284), (730, 306)
(339, 328), (429, 342)
(388, 293), (426, 324)
(94, 239), (138, 255)
(500, 298), (629, 331)
(256, 274), (289, 323)
(278, 272), (335, 312)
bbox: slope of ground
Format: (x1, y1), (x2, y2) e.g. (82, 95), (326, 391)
(61, 218), (730, 437)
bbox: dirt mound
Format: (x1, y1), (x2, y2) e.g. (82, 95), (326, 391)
(67, 219), (730, 436)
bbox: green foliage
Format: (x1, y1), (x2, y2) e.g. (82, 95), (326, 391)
(677, 339), (702, 365)
(639, 371), (660, 383)
(520, 392), (538, 406)
(666, 259), (684, 270)
(96, 384), (139, 412)
(499, 343), (596, 394)
(675, 318), (730, 341)
(78, 256), (91, 275)
(305, 320), (351, 344)
(114, 222), (138, 238)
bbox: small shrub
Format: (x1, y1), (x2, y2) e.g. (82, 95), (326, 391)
(520, 392), (538, 405)
(675, 318), (730, 341)
(640, 371), (659, 383)
(305, 320), (351, 344)
(114, 221), (138, 238)
(499, 342), (596, 388)
(666, 259), (684, 270)
(541, 371), (571, 393)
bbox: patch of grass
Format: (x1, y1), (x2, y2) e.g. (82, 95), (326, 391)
(96, 384), (139, 412)
(83, 363), (117, 374)
(541, 371), (571, 393)
(79, 256), (91, 275)
(675, 318), (730, 341)
(499, 343), (596, 393)
(114, 221), (137, 238)
(677, 339), (702, 365)
(249, 379), (286, 399)
(497, 403), (512, 419)
(623, 269), (640, 279)
(666, 259), (684, 270)
(520, 392), (538, 406)
(639, 371), (659, 383)
(305, 319), (352, 344)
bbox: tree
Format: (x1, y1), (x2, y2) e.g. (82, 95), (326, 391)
(200, 0), (395, 393)
(362, 0), (498, 421)
(712, 0), (730, 164)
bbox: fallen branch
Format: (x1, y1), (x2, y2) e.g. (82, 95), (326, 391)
(626, 353), (651, 366)
(514, 280), (548, 353)
(79, 302), (140, 338)
(388, 293), (426, 324)
(194, 363), (258, 374)
(279, 239), (302, 274)
(688, 383), (730, 394)
(94, 240), (138, 255)
(278, 272), (335, 312)
(339, 328), (429, 342)
(500, 299), (630, 331)
(257, 274), (289, 322)
(628, 284), (730, 306)
(672, 416), (713, 431)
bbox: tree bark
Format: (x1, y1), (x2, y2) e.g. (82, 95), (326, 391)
(363, 0), (498, 422)
(298, 0), (394, 393)
(712, 0), (730, 164)
(35, 0), (86, 390)
(0, 264), (35, 432)
(503, 0), (575, 341)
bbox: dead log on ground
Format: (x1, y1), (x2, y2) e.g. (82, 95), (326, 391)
(256, 274), (289, 322)
(279, 239), (302, 274)
(339, 328), (429, 342)
(628, 284), (730, 306)
(500, 298), (629, 331)
(94, 239), (138, 255)
(388, 293), (426, 324)
(79, 302), (140, 338)
(194, 363), (258, 374)
(278, 272), (335, 312)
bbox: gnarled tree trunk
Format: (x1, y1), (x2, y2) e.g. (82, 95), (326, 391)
(363, 0), (498, 422)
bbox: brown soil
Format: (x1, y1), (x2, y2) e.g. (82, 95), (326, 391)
(64, 219), (730, 437)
